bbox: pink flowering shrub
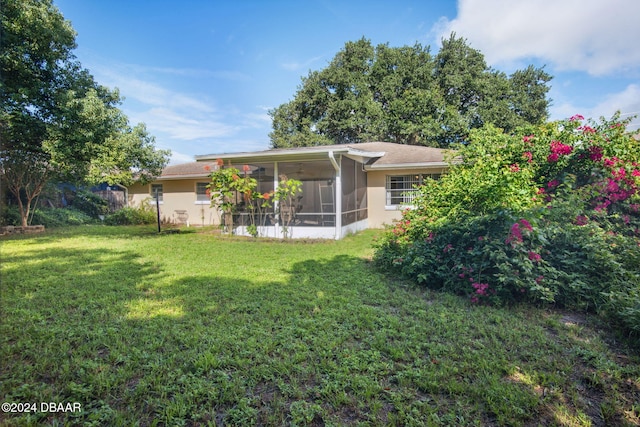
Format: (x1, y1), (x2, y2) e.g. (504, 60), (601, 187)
(374, 114), (640, 335)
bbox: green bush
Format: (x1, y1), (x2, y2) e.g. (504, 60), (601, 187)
(0, 205), (23, 226)
(374, 114), (640, 337)
(1, 206), (95, 227)
(32, 207), (95, 227)
(71, 190), (109, 218)
(104, 206), (156, 225)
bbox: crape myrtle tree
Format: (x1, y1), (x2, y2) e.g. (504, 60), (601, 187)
(269, 34), (552, 148)
(0, 0), (170, 226)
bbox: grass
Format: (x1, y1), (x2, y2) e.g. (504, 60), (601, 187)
(1, 225), (639, 426)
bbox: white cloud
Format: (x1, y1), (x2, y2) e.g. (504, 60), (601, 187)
(134, 108), (236, 141)
(281, 55), (324, 72)
(168, 151), (196, 165)
(436, 0), (640, 75)
(550, 84), (640, 129)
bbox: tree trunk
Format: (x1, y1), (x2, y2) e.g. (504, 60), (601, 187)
(16, 198), (29, 227)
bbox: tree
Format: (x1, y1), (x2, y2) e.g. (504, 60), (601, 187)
(269, 35), (552, 148)
(0, 0), (170, 226)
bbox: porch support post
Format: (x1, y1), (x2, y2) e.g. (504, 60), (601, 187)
(328, 151), (341, 240)
(273, 161), (279, 237)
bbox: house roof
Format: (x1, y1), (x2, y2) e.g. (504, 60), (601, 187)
(155, 142), (451, 180)
(194, 142), (451, 170)
(155, 161), (216, 180)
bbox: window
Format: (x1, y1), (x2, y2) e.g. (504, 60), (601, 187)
(196, 182), (209, 203)
(385, 174), (440, 207)
(150, 184), (163, 202)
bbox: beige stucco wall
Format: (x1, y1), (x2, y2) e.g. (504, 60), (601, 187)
(366, 167), (446, 229)
(128, 179), (220, 226)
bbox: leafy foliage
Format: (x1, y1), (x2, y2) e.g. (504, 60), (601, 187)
(374, 114), (640, 336)
(71, 190), (110, 218)
(104, 205), (156, 226)
(0, 0), (169, 227)
(1, 206), (94, 227)
(269, 35), (551, 148)
(274, 174), (303, 238)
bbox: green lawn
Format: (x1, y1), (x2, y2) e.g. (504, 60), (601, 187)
(1, 226), (638, 426)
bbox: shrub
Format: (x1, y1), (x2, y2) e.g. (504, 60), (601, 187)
(374, 114), (640, 337)
(0, 205), (23, 226)
(104, 206), (156, 226)
(1, 206), (95, 227)
(71, 190), (109, 218)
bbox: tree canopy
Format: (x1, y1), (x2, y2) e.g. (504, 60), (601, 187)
(269, 35), (552, 148)
(1, 0), (170, 225)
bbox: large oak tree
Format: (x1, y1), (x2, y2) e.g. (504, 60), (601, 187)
(270, 35), (552, 148)
(1, 0), (170, 226)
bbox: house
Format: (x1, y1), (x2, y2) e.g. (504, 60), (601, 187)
(127, 142), (451, 239)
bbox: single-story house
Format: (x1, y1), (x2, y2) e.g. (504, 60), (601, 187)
(127, 142), (451, 239)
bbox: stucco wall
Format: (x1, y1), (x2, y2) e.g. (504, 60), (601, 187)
(128, 180), (220, 226)
(366, 168), (446, 229)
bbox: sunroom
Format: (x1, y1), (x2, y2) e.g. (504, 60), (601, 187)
(194, 145), (378, 239)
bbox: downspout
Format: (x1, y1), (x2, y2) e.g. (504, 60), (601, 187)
(328, 151), (341, 240)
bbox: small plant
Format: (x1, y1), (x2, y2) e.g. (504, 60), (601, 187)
(207, 160), (257, 235)
(104, 201), (156, 225)
(274, 174), (303, 238)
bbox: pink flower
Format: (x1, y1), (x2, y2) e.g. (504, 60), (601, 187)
(547, 153), (559, 163)
(589, 146), (603, 162)
(547, 180), (559, 189)
(633, 169), (640, 177)
(472, 282), (490, 296)
(506, 222), (523, 245)
(509, 164), (520, 172)
(519, 219), (533, 231)
(550, 140), (573, 156)
(216, 158), (224, 166)
(578, 125), (596, 134)
(523, 151), (533, 163)
(575, 215), (588, 226)
(528, 251), (542, 262)
(612, 167), (627, 180)
(603, 157), (620, 167)
(569, 114), (584, 122)
(242, 164), (251, 172)
(204, 164), (211, 171)
(523, 135), (534, 143)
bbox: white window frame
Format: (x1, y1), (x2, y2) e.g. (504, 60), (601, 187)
(385, 174), (440, 209)
(195, 182), (210, 204)
(150, 184), (163, 203)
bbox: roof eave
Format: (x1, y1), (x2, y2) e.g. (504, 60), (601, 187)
(364, 161), (449, 171)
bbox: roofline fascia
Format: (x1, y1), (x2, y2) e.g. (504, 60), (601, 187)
(364, 162), (450, 171)
(194, 147), (348, 161)
(154, 174), (210, 181)
(194, 146), (386, 162)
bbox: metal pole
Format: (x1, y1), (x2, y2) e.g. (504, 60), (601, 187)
(155, 189), (161, 233)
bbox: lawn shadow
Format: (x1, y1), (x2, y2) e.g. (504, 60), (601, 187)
(0, 245), (165, 425)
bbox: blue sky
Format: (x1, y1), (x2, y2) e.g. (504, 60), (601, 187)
(54, 0), (640, 164)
